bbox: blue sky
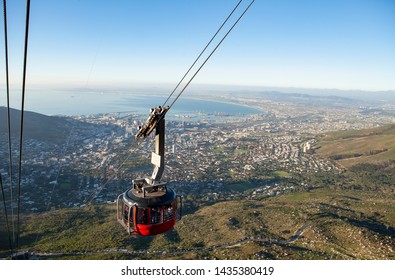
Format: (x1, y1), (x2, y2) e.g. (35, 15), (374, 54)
(1, 0), (395, 91)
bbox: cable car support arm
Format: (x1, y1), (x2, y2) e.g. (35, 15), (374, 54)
(135, 105), (170, 186)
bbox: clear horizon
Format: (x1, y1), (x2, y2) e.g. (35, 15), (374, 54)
(1, 83), (395, 116)
(0, 0), (394, 93)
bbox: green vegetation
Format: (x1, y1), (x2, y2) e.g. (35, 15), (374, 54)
(1, 125), (394, 260)
(234, 148), (248, 155)
(226, 182), (255, 191)
(272, 170), (291, 178)
(313, 124), (395, 191)
(0, 107), (72, 144)
(2, 187), (393, 260)
(314, 124), (395, 168)
(213, 147), (225, 153)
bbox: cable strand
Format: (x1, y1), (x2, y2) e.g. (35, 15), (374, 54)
(168, 0), (255, 110)
(2, 0), (15, 246)
(0, 170), (13, 255)
(16, 0), (31, 250)
(162, 0), (244, 108)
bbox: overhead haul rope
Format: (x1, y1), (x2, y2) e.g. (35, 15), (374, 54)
(161, 0), (244, 108)
(15, 0), (31, 250)
(25, 1), (255, 254)
(165, 0), (255, 111)
(1, 0), (14, 254)
(0, 165), (13, 254)
(59, 0), (255, 208)
(90, 0), (255, 204)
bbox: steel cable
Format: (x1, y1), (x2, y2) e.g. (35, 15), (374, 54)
(15, 0), (31, 250)
(2, 0), (15, 246)
(0, 169), (13, 254)
(88, 0), (255, 204)
(162, 0), (243, 108)
(160, 0), (255, 121)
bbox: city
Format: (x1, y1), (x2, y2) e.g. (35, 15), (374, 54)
(1, 91), (393, 214)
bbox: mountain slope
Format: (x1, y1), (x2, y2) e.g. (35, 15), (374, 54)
(0, 107), (72, 144)
(314, 124), (395, 168)
(2, 187), (393, 260)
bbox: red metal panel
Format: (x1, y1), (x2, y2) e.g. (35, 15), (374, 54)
(135, 218), (176, 236)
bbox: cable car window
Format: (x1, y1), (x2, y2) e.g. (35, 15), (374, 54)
(150, 207), (162, 224)
(137, 207), (148, 224)
(164, 205), (174, 222)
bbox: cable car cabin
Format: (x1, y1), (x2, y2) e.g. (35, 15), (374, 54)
(117, 106), (181, 236)
(117, 179), (181, 236)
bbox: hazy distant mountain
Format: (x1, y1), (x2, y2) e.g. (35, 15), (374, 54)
(257, 91), (357, 104)
(189, 85), (395, 104)
(0, 106), (72, 144)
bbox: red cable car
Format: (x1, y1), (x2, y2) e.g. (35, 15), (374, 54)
(117, 180), (181, 235)
(117, 106), (181, 235)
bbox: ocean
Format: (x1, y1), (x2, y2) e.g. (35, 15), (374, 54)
(3, 89), (263, 119)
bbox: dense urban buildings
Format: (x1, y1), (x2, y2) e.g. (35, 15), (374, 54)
(0, 92), (394, 212)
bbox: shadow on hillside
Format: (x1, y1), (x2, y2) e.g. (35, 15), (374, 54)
(347, 218), (395, 237)
(313, 211), (395, 238)
(163, 229), (181, 243)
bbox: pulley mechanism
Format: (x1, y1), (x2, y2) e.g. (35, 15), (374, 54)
(117, 106), (181, 236)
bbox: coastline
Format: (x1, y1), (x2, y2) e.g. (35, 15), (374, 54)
(17, 90), (265, 117)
